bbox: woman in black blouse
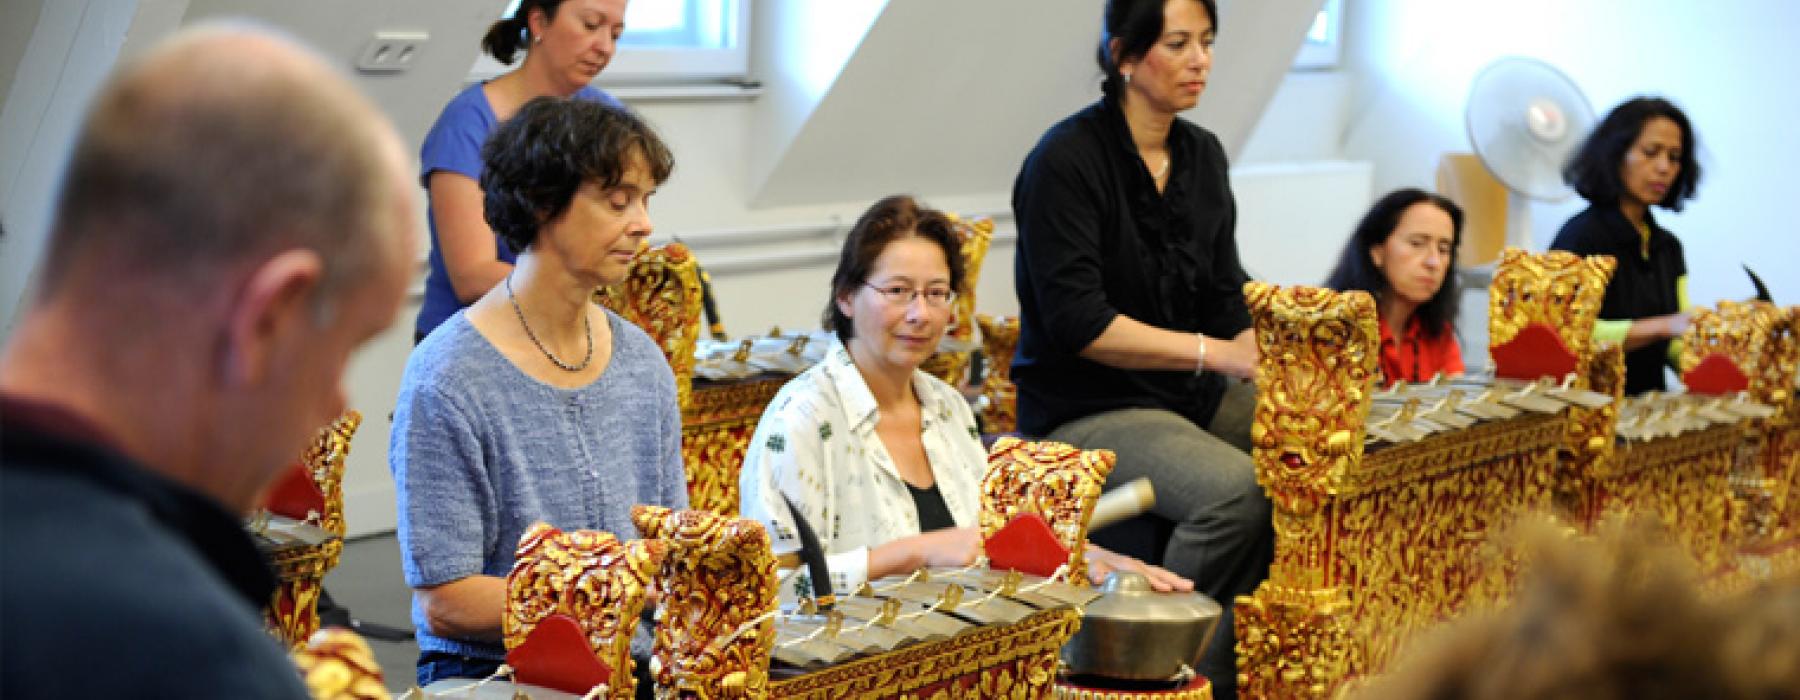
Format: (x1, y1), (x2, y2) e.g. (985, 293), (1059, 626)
(1009, 1), (1268, 696)
(1550, 97), (1701, 395)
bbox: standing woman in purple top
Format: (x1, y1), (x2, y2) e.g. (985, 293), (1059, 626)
(415, 0), (630, 341)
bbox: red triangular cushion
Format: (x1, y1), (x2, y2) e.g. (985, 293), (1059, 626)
(983, 513), (1070, 579)
(506, 613), (612, 695)
(263, 462), (325, 522)
(1492, 322), (1579, 382)
(1682, 353), (1750, 395)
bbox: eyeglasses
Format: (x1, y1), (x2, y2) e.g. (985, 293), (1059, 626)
(863, 282), (957, 308)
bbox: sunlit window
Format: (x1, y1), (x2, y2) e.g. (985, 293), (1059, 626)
(474, 0), (749, 84)
(1294, 0), (1342, 70)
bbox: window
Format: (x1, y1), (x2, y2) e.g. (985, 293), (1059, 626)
(1293, 0), (1342, 70)
(471, 0), (749, 84)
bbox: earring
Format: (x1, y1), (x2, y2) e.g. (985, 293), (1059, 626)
(534, 35), (542, 45)
(1122, 72), (1132, 85)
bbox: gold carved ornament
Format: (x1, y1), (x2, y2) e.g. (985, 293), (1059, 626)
(598, 242), (751, 516)
(1243, 282), (1379, 519)
(303, 411), (361, 549)
(975, 314), (1021, 435)
(1486, 248), (1618, 525)
(1485, 247), (1615, 357)
(267, 411), (362, 649)
(1778, 307), (1800, 550)
(1236, 283), (1570, 696)
(1607, 425), (1741, 581)
(632, 505), (779, 700)
(291, 628), (389, 700)
(1053, 679), (1212, 700)
(1678, 301), (1793, 408)
(1236, 283), (1377, 699)
(595, 242), (704, 415)
(919, 215), (993, 386)
(1678, 302), (1776, 545)
(771, 609), (1078, 700)
(1680, 303), (1800, 557)
(979, 437), (1116, 585)
(504, 522), (666, 700)
(681, 376), (787, 517)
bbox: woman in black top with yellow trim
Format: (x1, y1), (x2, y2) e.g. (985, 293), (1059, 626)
(1551, 97), (1701, 395)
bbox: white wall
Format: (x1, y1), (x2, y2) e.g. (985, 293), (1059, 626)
(0, 0), (1349, 537)
(1, 0), (186, 338)
(348, 1), (1349, 535)
(1341, 0), (1800, 313)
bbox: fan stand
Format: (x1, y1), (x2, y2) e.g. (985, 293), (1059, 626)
(1505, 192), (1536, 251)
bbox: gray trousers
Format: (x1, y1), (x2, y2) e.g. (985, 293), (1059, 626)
(1047, 381), (1272, 700)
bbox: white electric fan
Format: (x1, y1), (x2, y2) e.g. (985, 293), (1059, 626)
(1465, 56), (1596, 250)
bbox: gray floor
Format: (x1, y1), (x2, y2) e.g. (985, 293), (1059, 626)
(321, 532), (421, 694)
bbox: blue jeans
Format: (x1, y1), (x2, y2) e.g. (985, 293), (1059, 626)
(1046, 380), (1272, 700)
(416, 651), (501, 687)
(419, 650), (658, 699)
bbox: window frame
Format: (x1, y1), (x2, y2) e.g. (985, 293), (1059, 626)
(1293, 0), (1343, 71)
(468, 0), (750, 85)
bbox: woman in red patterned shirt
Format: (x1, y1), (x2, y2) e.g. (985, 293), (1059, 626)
(1324, 189), (1466, 386)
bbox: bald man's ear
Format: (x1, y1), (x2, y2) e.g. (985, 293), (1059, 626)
(220, 249), (324, 387)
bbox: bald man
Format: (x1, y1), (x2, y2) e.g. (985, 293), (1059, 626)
(0, 24), (416, 698)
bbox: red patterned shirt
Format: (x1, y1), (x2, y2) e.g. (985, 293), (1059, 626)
(1378, 315), (1464, 387)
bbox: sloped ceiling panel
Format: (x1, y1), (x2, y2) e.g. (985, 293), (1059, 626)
(751, 0), (1325, 209)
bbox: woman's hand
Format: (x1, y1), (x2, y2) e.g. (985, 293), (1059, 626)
(1620, 312), (1692, 352)
(869, 527), (983, 580)
(914, 527), (983, 568)
(1659, 312), (1692, 339)
(1203, 330), (1260, 381)
(1085, 544), (1194, 592)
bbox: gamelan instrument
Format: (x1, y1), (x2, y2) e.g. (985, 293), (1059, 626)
(1234, 249), (1800, 699)
(408, 437), (1143, 699)
(257, 410), (361, 650)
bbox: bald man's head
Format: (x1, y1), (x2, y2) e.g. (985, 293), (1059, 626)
(11, 24), (418, 511)
(41, 23), (410, 308)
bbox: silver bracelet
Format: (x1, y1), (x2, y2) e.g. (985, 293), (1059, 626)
(1195, 333), (1208, 377)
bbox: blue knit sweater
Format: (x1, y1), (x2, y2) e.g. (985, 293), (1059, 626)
(390, 309), (687, 661)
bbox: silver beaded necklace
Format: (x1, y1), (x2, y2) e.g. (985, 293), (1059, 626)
(505, 273), (593, 372)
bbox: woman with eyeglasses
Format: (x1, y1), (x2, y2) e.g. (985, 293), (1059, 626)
(738, 196), (1188, 604)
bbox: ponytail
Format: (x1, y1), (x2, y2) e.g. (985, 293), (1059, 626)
(481, 16), (529, 65)
(481, 0), (568, 65)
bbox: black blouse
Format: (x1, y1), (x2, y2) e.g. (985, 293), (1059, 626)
(1010, 96), (1252, 436)
(1549, 205), (1687, 395)
(907, 482), (956, 533)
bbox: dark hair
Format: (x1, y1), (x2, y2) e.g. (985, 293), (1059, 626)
(1096, 0), (1218, 96)
(1563, 97), (1702, 212)
(480, 96), (674, 254)
(482, 0), (567, 65)
(823, 195), (967, 341)
(1322, 188), (1464, 340)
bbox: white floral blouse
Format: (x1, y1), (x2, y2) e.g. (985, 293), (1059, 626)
(739, 339), (986, 604)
